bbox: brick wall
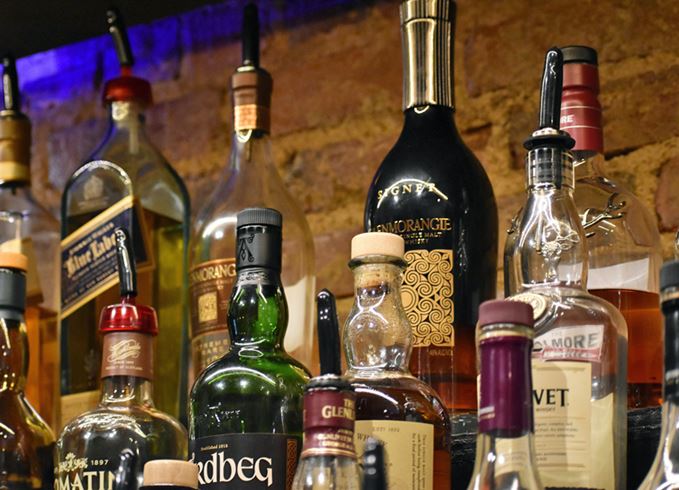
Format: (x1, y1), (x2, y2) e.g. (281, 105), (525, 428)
(19, 0), (679, 316)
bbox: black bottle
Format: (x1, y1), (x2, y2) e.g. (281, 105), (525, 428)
(364, 0), (498, 421)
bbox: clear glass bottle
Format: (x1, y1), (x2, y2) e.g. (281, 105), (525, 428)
(60, 9), (189, 425)
(344, 232), (452, 489)
(292, 290), (361, 490)
(364, 0), (498, 422)
(189, 3), (315, 381)
(0, 56), (60, 427)
(0, 252), (55, 490)
(190, 208), (310, 489)
(467, 300), (542, 490)
(56, 229), (187, 490)
(361, 439), (386, 490)
(639, 260), (679, 489)
(505, 48), (627, 489)
(560, 45), (663, 409)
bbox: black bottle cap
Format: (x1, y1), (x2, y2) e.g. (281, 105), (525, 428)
(236, 207), (282, 271)
(0, 252), (27, 315)
(562, 45), (598, 66)
(661, 260), (679, 291)
(316, 289), (342, 376)
(362, 438), (387, 490)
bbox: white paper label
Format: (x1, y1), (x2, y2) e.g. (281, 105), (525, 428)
(587, 257), (650, 290)
(534, 324), (604, 362)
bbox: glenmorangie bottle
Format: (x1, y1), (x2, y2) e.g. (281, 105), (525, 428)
(59, 9), (189, 424)
(364, 0), (498, 419)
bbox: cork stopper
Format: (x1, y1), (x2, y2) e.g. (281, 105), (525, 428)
(351, 232), (404, 260)
(142, 460), (199, 489)
(0, 251), (28, 271)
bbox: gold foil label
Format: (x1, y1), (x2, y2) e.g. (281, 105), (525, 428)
(234, 104), (270, 132)
(402, 249), (454, 347)
(354, 420), (434, 490)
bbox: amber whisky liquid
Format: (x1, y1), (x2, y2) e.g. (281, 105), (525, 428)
(591, 288), (662, 408)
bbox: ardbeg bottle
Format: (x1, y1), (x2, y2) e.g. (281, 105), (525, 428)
(60, 8), (189, 424)
(189, 3), (315, 381)
(364, 0), (498, 419)
(0, 56), (60, 427)
(190, 208), (310, 489)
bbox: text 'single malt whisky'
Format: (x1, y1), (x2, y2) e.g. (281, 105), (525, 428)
(364, 0), (498, 418)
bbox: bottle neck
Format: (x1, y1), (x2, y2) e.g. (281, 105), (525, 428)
(228, 268), (287, 348)
(470, 433), (541, 486)
(345, 258), (411, 373)
(97, 101), (149, 157)
(100, 376), (154, 407)
(401, 3), (456, 110)
(229, 129), (273, 174)
(0, 315), (27, 394)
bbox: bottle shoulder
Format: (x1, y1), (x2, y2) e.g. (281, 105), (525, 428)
(0, 394), (55, 447)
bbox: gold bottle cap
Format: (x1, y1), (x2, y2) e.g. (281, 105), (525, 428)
(142, 460), (199, 489)
(231, 67), (272, 133)
(0, 113), (31, 184)
(351, 232), (405, 260)
(0, 251), (28, 271)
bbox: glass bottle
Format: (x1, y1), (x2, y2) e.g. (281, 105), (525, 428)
(190, 208), (310, 490)
(56, 228), (187, 490)
(344, 232), (452, 489)
(141, 460), (199, 490)
(505, 48), (627, 489)
(189, 3), (315, 381)
(0, 56), (60, 427)
(467, 300), (542, 490)
(364, 0), (498, 422)
(60, 9), (189, 425)
(639, 260), (679, 489)
(361, 439), (386, 490)
(0, 252), (55, 490)
(561, 45), (663, 408)
(292, 290), (361, 490)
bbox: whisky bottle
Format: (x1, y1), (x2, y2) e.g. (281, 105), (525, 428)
(639, 261), (679, 489)
(0, 252), (55, 490)
(364, 0), (498, 420)
(60, 8), (190, 424)
(361, 439), (387, 490)
(57, 228), (187, 490)
(141, 460), (199, 490)
(189, 3), (315, 380)
(344, 232), (452, 489)
(190, 208), (310, 490)
(505, 48), (627, 489)
(564, 45), (662, 408)
(467, 300), (542, 490)
(0, 55), (60, 427)
(292, 290), (361, 490)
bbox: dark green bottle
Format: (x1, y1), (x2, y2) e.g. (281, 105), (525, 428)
(189, 207), (310, 490)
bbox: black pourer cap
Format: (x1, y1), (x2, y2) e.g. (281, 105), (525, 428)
(661, 261), (679, 291)
(362, 438), (387, 490)
(317, 289), (342, 376)
(562, 45), (598, 65)
(236, 207), (282, 271)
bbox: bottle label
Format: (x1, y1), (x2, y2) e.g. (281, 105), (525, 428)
(402, 249), (454, 347)
(354, 420), (434, 490)
(101, 331), (153, 380)
(533, 325), (604, 362)
(55, 452), (116, 490)
(532, 360), (615, 489)
(301, 389), (356, 458)
(190, 434), (299, 489)
(189, 258), (236, 372)
(60, 196), (153, 319)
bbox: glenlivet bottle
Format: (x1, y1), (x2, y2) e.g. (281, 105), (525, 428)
(190, 208), (310, 489)
(563, 45), (663, 408)
(639, 260), (679, 489)
(0, 55), (60, 427)
(364, 0), (498, 420)
(505, 48), (627, 489)
(344, 232), (451, 489)
(60, 8), (190, 424)
(467, 300), (542, 490)
(292, 290), (360, 490)
(189, 3), (315, 380)
(0, 252), (55, 490)
(56, 228), (187, 490)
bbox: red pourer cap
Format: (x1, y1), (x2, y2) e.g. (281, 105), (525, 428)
(103, 67), (153, 106)
(99, 298), (158, 336)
